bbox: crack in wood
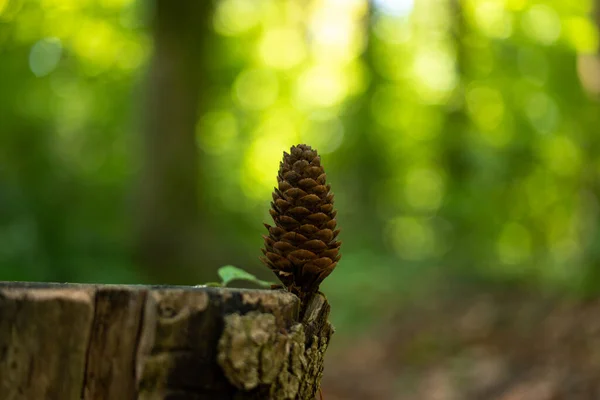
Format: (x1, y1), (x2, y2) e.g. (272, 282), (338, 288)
(80, 287), (99, 400)
(132, 290), (147, 399)
(0, 283), (332, 400)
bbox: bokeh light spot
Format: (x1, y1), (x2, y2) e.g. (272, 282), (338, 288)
(404, 166), (445, 212)
(213, 0), (259, 37)
(521, 5), (561, 45)
(233, 68), (279, 111)
(505, 0), (526, 11)
(0, 0), (23, 22)
(373, 0), (414, 17)
(312, 17), (352, 48)
(72, 19), (119, 72)
(259, 28), (306, 69)
(373, 14), (412, 44)
(412, 47), (457, 104)
(300, 114), (345, 154)
(466, 85), (505, 132)
(29, 37), (62, 77)
(539, 135), (581, 177)
(564, 16), (599, 54)
(242, 117), (298, 199)
(296, 65), (347, 108)
(525, 91), (559, 134)
(52, 82), (90, 137)
(473, 0), (513, 39)
(41, 0), (85, 10)
(196, 111), (238, 155)
(99, 0), (133, 9)
(42, 9), (80, 41)
(387, 216), (437, 261)
(310, 5), (364, 64)
(116, 40), (148, 70)
(0, 0), (8, 15)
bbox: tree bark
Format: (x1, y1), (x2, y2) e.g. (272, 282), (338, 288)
(0, 282), (333, 400)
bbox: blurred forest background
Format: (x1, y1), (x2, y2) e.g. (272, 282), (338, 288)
(2, 0), (600, 398)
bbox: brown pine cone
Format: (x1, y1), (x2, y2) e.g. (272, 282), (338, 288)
(261, 144), (341, 301)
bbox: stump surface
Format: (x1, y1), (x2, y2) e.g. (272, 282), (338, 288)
(0, 282), (333, 400)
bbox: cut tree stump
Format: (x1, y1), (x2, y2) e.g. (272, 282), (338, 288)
(0, 282), (334, 400)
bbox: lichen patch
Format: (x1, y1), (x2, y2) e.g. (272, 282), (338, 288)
(217, 311), (331, 399)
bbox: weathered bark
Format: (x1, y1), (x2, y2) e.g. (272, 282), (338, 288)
(0, 282), (333, 400)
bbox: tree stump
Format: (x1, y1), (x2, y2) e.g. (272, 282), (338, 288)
(0, 282), (334, 400)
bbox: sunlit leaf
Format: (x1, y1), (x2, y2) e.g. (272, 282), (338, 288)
(217, 265), (273, 288)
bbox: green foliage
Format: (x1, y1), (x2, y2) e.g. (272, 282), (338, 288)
(1, 0), (600, 329)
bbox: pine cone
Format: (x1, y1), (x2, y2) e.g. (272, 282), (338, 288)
(261, 144), (341, 301)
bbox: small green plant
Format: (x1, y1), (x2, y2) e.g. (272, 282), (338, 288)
(196, 265), (274, 288)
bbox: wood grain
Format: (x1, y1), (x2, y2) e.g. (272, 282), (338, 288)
(0, 282), (332, 400)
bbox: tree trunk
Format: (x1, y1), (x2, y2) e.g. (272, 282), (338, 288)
(134, 0), (213, 283)
(0, 282), (333, 400)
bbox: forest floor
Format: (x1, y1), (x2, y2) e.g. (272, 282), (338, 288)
(322, 286), (600, 400)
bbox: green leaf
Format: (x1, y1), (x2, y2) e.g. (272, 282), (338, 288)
(217, 265), (274, 288)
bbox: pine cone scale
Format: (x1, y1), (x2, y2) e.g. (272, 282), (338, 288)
(261, 144), (341, 300)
